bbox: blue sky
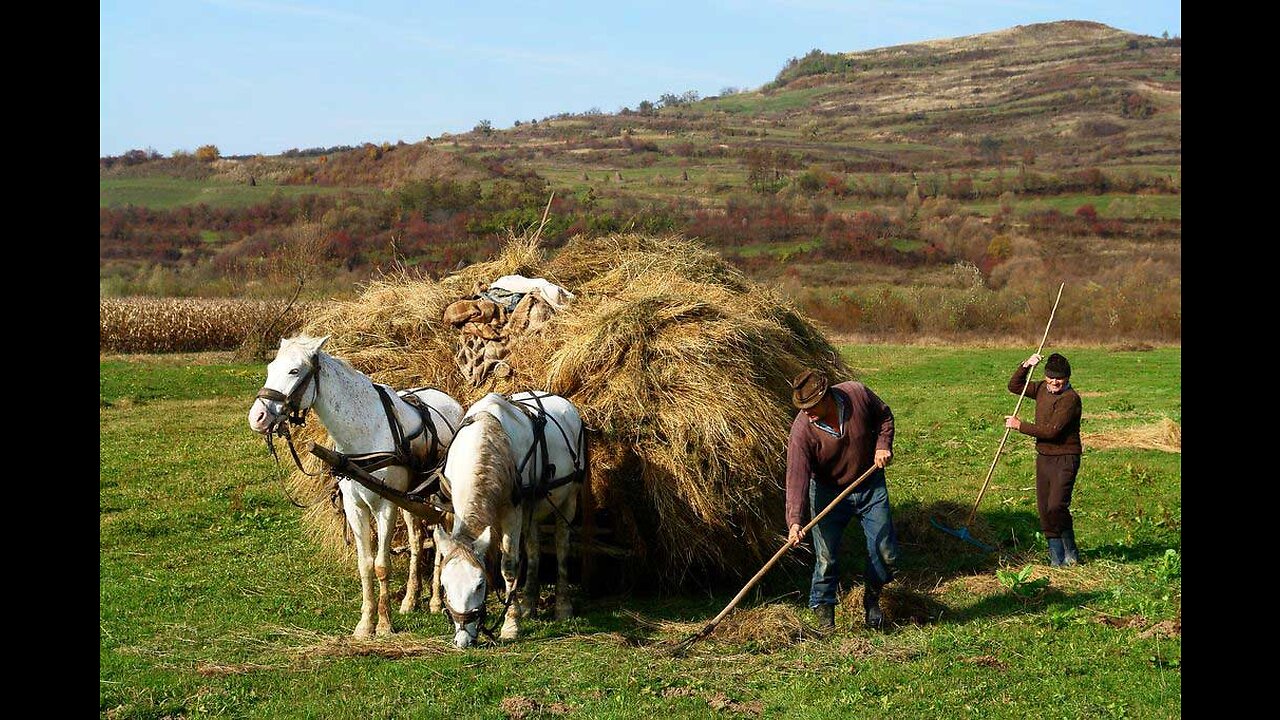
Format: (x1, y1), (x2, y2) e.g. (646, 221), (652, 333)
(100, 1), (1181, 157)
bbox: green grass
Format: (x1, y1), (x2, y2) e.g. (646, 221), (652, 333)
(101, 346), (1180, 718)
(100, 178), (376, 210)
(967, 193), (1182, 220)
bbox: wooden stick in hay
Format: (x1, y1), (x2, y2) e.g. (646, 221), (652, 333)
(671, 463), (881, 655)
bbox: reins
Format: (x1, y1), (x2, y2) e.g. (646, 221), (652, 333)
(258, 352), (452, 506)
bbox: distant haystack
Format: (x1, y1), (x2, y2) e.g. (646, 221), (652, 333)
(290, 233), (850, 586)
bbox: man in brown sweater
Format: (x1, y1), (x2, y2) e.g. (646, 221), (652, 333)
(786, 369), (899, 630)
(1006, 352), (1083, 566)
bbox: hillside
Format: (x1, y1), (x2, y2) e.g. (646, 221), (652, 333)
(100, 21), (1181, 341)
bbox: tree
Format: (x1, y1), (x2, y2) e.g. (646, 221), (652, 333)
(473, 119), (493, 135)
(195, 144), (220, 162)
(978, 135), (1002, 163)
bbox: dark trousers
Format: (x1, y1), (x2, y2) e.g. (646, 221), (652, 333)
(1035, 453), (1081, 538)
(807, 470), (899, 608)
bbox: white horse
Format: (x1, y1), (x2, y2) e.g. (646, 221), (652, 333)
(436, 392), (586, 647)
(248, 335), (465, 637)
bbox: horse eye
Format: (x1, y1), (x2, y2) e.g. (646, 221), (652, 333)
(289, 368), (300, 375)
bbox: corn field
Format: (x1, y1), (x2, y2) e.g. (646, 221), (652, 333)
(100, 297), (311, 353)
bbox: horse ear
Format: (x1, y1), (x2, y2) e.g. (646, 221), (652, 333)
(316, 335), (331, 351)
(279, 337), (289, 349)
(474, 527), (492, 560)
(435, 530), (454, 555)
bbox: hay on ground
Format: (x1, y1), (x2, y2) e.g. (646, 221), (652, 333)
(289, 233), (850, 584)
(1083, 418), (1181, 453)
(841, 586), (946, 626)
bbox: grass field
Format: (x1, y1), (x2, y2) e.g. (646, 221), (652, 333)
(100, 346), (1181, 718)
(100, 178), (374, 210)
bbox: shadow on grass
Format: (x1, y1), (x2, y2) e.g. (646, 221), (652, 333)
(939, 587), (1107, 625)
(1087, 540), (1179, 564)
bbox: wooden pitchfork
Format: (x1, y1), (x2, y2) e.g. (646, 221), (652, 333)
(670, 463), (881, 655)
(930, 282), (1065, 552)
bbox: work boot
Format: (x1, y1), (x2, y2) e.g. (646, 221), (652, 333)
(813, 603), (835, 630)
(1047, 537), (1066, 567)
(1061, 529), (1080, 566)
(863, 584), (885, 631)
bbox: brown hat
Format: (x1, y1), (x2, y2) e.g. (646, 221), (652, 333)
(791, 369), (829, 410)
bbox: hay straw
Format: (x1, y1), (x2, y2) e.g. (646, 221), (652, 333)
(1083, 418), (1181, 453)
(288, 233), (850, 582)
(619, 604), (820, 652)
(841, 586), (946, 626)
(284, 629), (455, 660)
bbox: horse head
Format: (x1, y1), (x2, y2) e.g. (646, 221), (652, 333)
(248, 334), (330, 434)
(437, 529), (492, 648)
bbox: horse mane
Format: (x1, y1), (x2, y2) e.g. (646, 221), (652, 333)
(443, 530), (486, 571)
(451, 411), (517, 540)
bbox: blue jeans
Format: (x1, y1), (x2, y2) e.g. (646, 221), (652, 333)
(808, 470), (899, 608)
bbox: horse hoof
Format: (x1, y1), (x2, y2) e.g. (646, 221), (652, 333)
(400, 599), (417, 614)
(376, 625), (393, 638)
(353, 625), (373, 639)
(500, 621), (519, 640)
(429, 601), (442, 614)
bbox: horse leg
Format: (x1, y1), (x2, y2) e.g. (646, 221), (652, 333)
(343, 491), (377, 638)
(498, 519), (522, 640)
(373, 503), (396, 636)
(554, 493), (577, 620)
(399, 509), (422, 614)
(520, 517), (541, 619)
(428, 524), (445, 614)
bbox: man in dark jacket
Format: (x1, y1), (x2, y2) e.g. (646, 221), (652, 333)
(1005, 352), (1083, 566)
(786, 369), (899, 631)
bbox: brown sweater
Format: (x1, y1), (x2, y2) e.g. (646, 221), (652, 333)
(1008, 364), (1082, 455)
(785, 382), (894, 528)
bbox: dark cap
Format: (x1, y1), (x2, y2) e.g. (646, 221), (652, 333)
(791, 369), (829, 409)
(1044, 353), (1071, 379)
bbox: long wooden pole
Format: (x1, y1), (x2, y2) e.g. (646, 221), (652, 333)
(962, 282), (1065, 527)
(677, 462), (882, 651)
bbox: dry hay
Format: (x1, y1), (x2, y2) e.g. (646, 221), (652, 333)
(288, 233), (849, 583)
(619, 603), (820, 652)
(500, 696), (573, 719)
(286, 630), (455, 660)
(842, 586), (946, 626)
(1083, 418), (1181, 453)
(709, 603), (820, 650)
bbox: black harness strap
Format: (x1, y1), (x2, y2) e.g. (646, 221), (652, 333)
(258, 351), (455, 512)
(507, 393), (588, 508)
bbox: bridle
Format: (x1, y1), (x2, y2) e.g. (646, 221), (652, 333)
(438, 541), (520, 644)
(257, 353), (326, 487)
(256, 353), (321, 433)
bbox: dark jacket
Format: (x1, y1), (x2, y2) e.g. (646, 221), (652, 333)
(1009, 364), (1082, 455)
(785, 381), (894, 527)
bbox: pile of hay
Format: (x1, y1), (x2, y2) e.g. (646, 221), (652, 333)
(1083, 417), (1181, 453)
(290, 233), (848, 585)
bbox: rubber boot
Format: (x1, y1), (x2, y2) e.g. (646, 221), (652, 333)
(813, 603), (835, 630)
(863, 583), (885, 631)
(1047, 537), (1065, 567)
(1061, 529), (1080, 566)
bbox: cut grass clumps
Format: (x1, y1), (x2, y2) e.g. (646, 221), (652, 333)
(1084, 417), (1181, 453)
(291, 232), (849, 586)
